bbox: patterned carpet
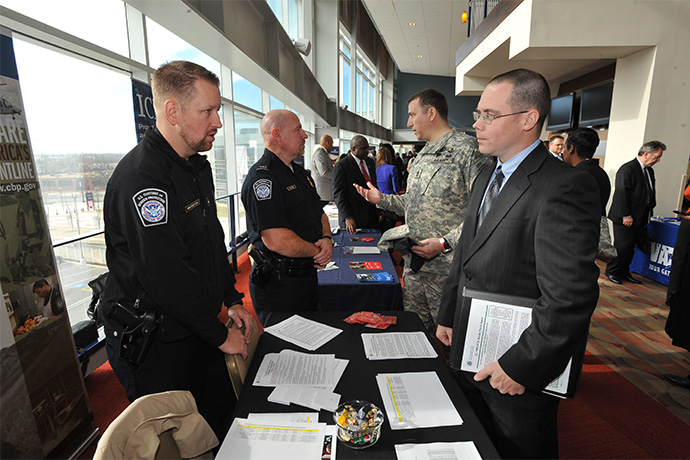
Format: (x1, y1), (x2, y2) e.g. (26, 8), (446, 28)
(587, 259), (690, 426)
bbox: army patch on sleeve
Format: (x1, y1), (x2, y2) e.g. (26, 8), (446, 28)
(253, 179), (272, 201)
(132, 188), (168, 227)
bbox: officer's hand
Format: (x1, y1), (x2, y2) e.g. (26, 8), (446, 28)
(436, 325), (453, 347)
(411, 238), (442, 259)
(228, 305), (254, 344)
(353, 181), (382, 205)
(345, 217), (357, 234)
(314, 238), (334, 268)
(218, 328), (248, 360)
(623, 216), (633, 227)
(475, 361), (525, 396)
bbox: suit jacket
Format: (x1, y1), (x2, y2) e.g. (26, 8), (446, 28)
(437, 144), (600, 393)
(608, 158), (656, 226)
(332, 154), (378, 229)
(311, 145), (333, 201)
(576, 158), (610, 216)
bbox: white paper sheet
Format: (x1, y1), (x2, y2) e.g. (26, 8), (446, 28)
(253, 350), (336, 387)
(345, 246), (381, 254)
(361, 332), (438, 360)
(247, 412), (319, 423)
(216, 418), (326, 460)
(394, 441), (483, 460)
(264, 314), (343, 350)
(376, 372), (463, 430)
(460, 297), (572, 397)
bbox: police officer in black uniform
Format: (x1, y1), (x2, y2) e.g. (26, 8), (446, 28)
(101, 61), (254, 442)
(241, 109), (333, 325)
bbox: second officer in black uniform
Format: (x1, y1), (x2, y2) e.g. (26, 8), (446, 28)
(241, 109), (333, 325)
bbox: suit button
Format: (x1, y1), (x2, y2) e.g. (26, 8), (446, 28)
(465, 273), (472, 281)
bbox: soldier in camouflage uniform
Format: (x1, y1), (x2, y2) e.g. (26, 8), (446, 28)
(355, 89), (494, 336)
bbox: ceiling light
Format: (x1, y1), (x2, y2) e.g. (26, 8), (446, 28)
(408, 22), (416, 26)
(417, 54), (423, 58)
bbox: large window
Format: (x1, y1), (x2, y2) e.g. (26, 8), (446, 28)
(233, 110), (264, 234)
(12, 37), (134, 325)
(339, 29), (352, 110)
(356, 50), (376, 122)
(340, 27), (381, 123)
(267, 0), (301, 40)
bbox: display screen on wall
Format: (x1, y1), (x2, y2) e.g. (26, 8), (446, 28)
(546, 93), (576, 131)
(579, 80), (614, 127)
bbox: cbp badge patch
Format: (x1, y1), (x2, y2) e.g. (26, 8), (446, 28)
(253, 179), (272, 201)
(132, 188), (168, 227)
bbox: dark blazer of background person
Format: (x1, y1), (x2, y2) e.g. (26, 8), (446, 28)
(608, 158), (656, 225)
(437, 144), (600, 457)
(332, 153), (378, 230)
(665, 179), (690, 351)
(576, 159), (610, 216)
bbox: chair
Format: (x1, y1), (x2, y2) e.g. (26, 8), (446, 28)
(93, 390), (218, 460)
(225, 315), (260, 399)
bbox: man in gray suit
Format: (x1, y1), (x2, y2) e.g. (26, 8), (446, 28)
(437, 69), (600, 459)
(311, 134), (334, 206)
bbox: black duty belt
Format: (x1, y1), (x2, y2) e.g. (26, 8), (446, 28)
(252, 248), (316, 278)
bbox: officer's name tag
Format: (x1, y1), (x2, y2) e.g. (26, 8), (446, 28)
(185, 199), (200, 212)
(253, 179), (272, 201)
(133, 188), (168, 227)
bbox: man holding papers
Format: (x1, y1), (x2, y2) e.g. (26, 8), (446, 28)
(436, 69), (600, 459)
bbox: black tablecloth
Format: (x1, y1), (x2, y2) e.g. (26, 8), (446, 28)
(318, 231), (403, 312)
(232, 310), (500, 459)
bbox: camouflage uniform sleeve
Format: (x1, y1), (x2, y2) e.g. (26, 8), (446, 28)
(378, 192), (406, 216)
(441, 140), (494, 248)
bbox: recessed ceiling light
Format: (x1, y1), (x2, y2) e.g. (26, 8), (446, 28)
(408, 22), (416, 26)
(417, 54), (423, 58)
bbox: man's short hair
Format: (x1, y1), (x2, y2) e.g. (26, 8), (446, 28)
(638, 140), (667, 156)
(549, 135), (564, 144)
(565, 128), (600, 159)
(152, 61), (220, 109)
(488, 68), (551, 131)
(32, 279), (48, 292)
(407, 88), (449, 122)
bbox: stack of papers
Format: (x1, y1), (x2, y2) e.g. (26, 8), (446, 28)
(343, 246), (381, 255)
(361, 332), (438, 359)
(376, 371), (463, 430)
(253, 350), (347, 411)
(395, 441), (482, 460)
(217, 416), (337, 460)
(264, 315), (342, 350)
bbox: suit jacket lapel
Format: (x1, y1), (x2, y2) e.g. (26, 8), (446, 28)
(464, 145), (547, 263)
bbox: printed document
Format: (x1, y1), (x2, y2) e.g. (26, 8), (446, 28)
(264, 315), (342, 350)
(395, 441), (482, 460)
(460, 296), (572, 397)
(376, 371), (463, 429)
(216, 418), (326, 460)
(361, 332), (437, 360)
(253, 350), (336, 387)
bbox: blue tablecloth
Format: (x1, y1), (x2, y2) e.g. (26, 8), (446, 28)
(317, 230), (403, 311)
(630, 217), (680, 285)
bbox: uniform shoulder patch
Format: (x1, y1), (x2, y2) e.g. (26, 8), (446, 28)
(132, 188), (168, 227)
(253, 179), (272, 201)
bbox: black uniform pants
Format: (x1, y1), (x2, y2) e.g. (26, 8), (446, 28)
(606, 222), (646, 278)
(249, 267), (318, 326)
(105, 332), (236, 443)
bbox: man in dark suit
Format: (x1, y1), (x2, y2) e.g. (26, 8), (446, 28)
(332, 135), (378, 233)
(562, 127), (610, 216)
(605, 140), (665, 284)
(436, 69), (600, 459)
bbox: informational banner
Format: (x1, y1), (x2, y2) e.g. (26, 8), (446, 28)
(132, 78), (155, 143)
(0, 27), (97, 459)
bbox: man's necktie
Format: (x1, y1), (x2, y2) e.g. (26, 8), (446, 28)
(478, 166), (504, 229)
(644, 167), (653, 205)
(360, 160), (371, 183)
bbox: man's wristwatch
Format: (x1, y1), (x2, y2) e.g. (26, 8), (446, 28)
(322, 235), (333, 245)
(439, 237), (452, 254)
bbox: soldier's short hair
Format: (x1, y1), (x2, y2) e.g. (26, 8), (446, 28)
(407, 89), (449, 122)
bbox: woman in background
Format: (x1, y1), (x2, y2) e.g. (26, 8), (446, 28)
(375, 144), (400, 195)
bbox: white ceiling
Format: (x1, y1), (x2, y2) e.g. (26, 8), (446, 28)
(363, 0), (470, 77)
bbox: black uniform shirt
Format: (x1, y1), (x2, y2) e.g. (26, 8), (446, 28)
(102, 128), (242, 346)
(241, 148), (324, 256)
